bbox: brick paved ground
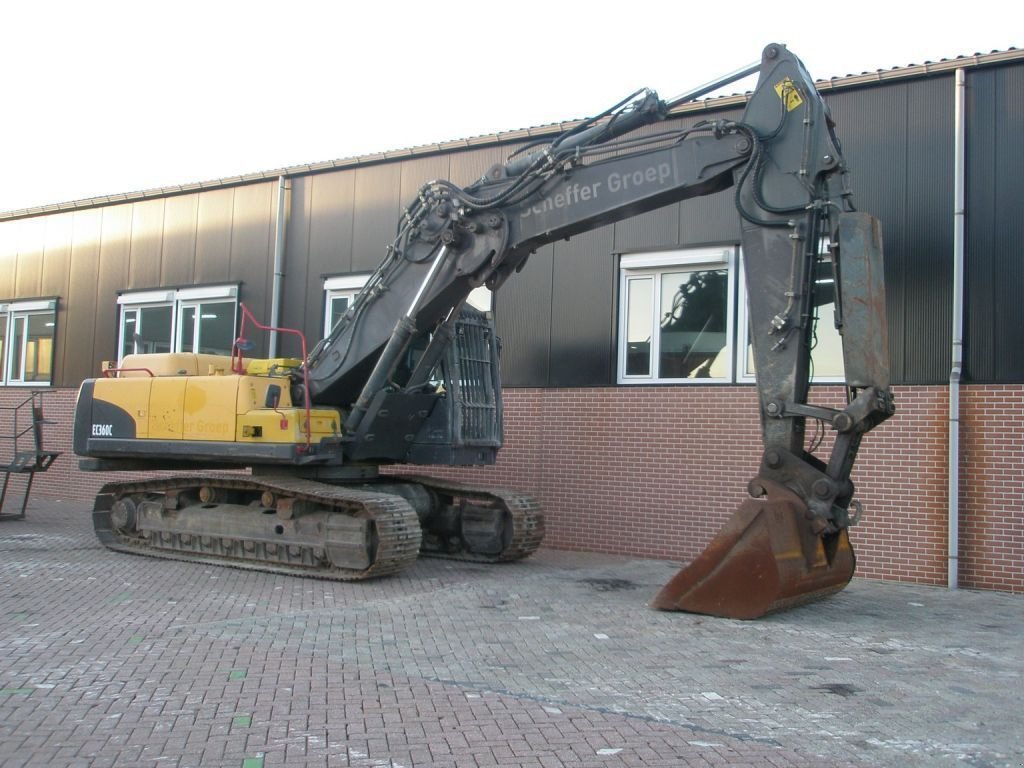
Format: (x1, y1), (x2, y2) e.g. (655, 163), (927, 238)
(0, 499), (1020, 767)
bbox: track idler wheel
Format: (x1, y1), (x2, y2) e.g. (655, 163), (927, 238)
(651, 478), (855, 619)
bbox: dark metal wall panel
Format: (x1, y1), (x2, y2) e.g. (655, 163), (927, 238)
(229, 182), (274, 335)
(279, 175), (313, 358)
(990, 66), (1024, 381)
(399, 155), (451, 205)
(41, 213), (73, 298)
(305, 171), (357, 337)
(195, 188), (235, 285)
(160, 194), (199, 286)
(967, 65), (1024, 382)
(309, 171), (356, 273)
(41, 213), (73, 385)
(127, 199), (165, 290)
(826, 84), (914, 383)
(903, 78), (955, 384)
(495, 244), (553, 387)
(94, 205), (132, 371)
(967, 70), (997, 382)
(63, 209), (103, 383)
(352, 164), (402, 272)
(14, 216), (45, 297)
(612, 206), (679, 252)
(548, 226), (616, 386)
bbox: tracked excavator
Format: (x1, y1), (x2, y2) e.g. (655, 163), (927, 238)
(73, 44), (893, 619)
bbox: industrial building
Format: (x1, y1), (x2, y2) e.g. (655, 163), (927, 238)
(1, 48), (1021, 593)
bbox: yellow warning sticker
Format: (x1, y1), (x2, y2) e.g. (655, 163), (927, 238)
(774, 77), (804, 111)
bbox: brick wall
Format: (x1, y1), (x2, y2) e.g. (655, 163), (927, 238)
(6, 384), (1022, 594)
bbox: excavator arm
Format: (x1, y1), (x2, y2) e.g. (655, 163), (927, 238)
(306, 43), (894, 618)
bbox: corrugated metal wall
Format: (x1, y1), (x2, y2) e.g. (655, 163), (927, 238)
(966, 65), (1024, 382)
(0, 61), (1021, 389)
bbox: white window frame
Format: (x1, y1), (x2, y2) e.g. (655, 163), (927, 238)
(736, 247), (846, 384)
(323, 275), (371, 337)
(617, 247), (736, 384)
(117, 285), (238, 362)
(0, 299), (58, 387)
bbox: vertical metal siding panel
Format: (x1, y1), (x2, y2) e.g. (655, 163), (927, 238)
(230, 183), (274, 344)
(612, 206), (679, 252)
(399, 155), (451, 202)
(195, 188), (235, 284)
(992, 66), (1024, 381)
(95, 205), (132, 366)
(41, 213), (73, 386)
(307, 170), (356, 338)
(351, 164), (402, 272)
(127, 199), (165, 289)
(14, 216), (45, 297)
(966, 69), (997, 382)
(549, 226), (616, 386)
(42, 212), (73, 297)
(64, 209), (103, 385)
(160, 194), (199, 286)
(678, 191), (742, 247)
(902, 76), (954, 383)
(496, 244), (553, 386)
(0, 220), (18, 298)
(281, 175), (312, 355)
(826, 86), (911, 383)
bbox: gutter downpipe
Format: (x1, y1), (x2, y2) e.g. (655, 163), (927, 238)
(269, 175), (289, 358)
(948, 69), (967, 589)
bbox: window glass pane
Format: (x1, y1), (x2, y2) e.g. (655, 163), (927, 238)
(10, 316), (25, 380)
(120, 308), (138, 360)
(328, 295), (350, 335)
(625, 277), (652, 376)
(195, 302), (235, 355)
(810, 260), (844, 378)
(0, 314), (6, 383)
(659, 269), (727, 379)
(24, 313), (55, 382)
(137, 305), (173, 354)
(179, 305), (197, 352)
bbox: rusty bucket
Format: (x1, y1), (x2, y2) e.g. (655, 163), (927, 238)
(650, 479), (855, 619)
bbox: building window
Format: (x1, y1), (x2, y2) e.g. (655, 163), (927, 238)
(617, 248), (736, 384)
(323, 275), (370, 337)
(736, 249), (845, 383)
(117, 285), (238, 362)
(0, 299), (57, 386)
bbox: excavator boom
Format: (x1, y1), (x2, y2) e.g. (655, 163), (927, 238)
(304, 43), (893, 617)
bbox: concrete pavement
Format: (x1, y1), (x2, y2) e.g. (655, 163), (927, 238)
(0, 499), (1021, 767)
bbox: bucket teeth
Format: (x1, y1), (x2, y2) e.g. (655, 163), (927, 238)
(651, 479), (855, 619)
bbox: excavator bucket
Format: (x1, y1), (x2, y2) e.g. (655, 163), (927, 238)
(651, 480), (855, 619)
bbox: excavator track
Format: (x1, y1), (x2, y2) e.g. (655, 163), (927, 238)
(91, 473), (421, 580)
(400, 476), (545, 564)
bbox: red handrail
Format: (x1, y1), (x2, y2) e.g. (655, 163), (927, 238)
(232, 303), (313, 450)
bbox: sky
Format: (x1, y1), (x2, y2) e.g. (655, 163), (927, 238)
(1, 0), (1018, 214)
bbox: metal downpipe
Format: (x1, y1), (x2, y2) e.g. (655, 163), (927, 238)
(948, 69), (966, 589)
(269, 175), (289, 358)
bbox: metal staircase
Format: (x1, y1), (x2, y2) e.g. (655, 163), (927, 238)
(1, 392), (60, 520)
